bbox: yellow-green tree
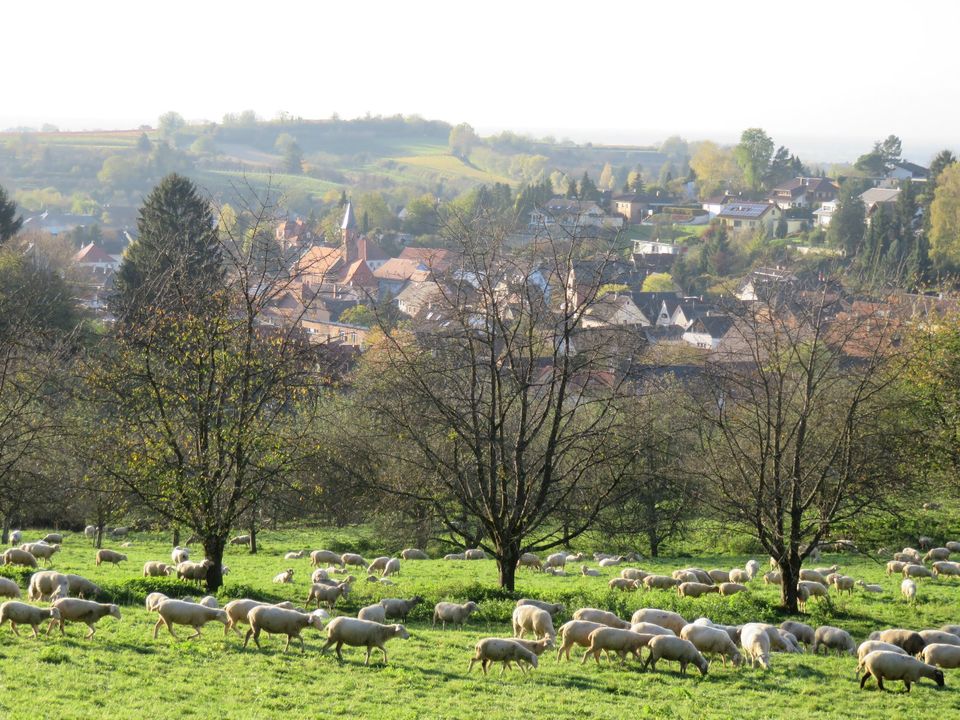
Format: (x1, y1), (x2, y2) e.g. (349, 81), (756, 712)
(690, 141), (742, 199)
(930, 163), (960, 272)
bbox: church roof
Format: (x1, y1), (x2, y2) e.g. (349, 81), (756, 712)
(341, 202), (356, 231)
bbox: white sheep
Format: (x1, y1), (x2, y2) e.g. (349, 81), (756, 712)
(229, 534), (250, 546)
(380, 596), (423, 621)
(310, 550), (343, 567)
(171, 546), (190, 564)
(677, 582), (719, 599)
(932, 561), (960, 578)
(41, 533), (63, 545)
(143, 561), (174, 577)
(556, 620), (605, 661)
(516, 598), (565, 616)
(643, 575), (680, 591)
(543, 567), (565, 576)
(867, 628), (927, 655)
(630, 622), (677, 638)
(0, 600), (60, 638)
(21, 542), (60, 566)
(740, 623), (772, 669)
(83, 526), (95, 539)
(383, 558), (401, 577)
(0, 577), (21, 598)
(581, 564), (600, 577)
(341, 552), (366, 568)
(464, 548), (486, 560)
(582, 627), (650, 664)
(903, 564), (933, 580)
(513, 605), (555, 639)
(176, 559), (213, 585)
(797, 581), (829, 611)
(284, 550), (307, 560)
(621, 568), (647, 581)
(367, 556), (390, 575)
(718, 582), (748, 596)
(145, 592), (168, 612)
(856, 580), (883, 593)
(306, 582), (351, 610)
(598, 556), (624, 568)
(831, 575), (855, 595)
(763, 571), (782, 585)
(2, 548), (37, 568)
(745, 559), (760, 580)
(886, 560), (905, 576)
(922, 643), (960, 669)
(780, 621), (815, 647)
(517, 553), (542, 571)
(27, 571), (69, 602)
(799, 569), (827, 585)
(222, 599), (297, 636)
(198, 596), (218, 609)
(10, 530), (22, 544)
(708, 569), (730, 584)
(859, 650), (944, 692)
(65, 573), (100, 597)
(728, 568), (748, 584)
(812, 625), (855, 656)
(942, 625), (960, 637)
(643, 635), (709, 676)
(272, 568), (295, 584)
(924, 547), (951, 562)
(468, 638), (538, 675)
(153, 599), (228, 640)
(609, 578), (639, 591)
(901, 578), (917, 602)
(572, 608), (630, 629)
(680, 623), (742, 666)
(856, 641), (907, 676)
(358, 604), (387, 623)
(433, 601), (478, 630)
(244, 606), (325, 653)
(321, 616), (410, 665)
(48, 598), (121, 639)
(544, 552), (568, 569)
(946, 541), (960, 553)
(918, 630), (960, 647)
(401, 548), (428, 560)
(630, 609), (687, 635)
(95, 549), (126, 567)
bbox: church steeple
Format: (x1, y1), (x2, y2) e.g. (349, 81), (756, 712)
(341, 201), (358, 263)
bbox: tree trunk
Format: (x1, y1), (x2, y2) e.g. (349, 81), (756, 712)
(204, 536), (227, 593)
(497, 540), (521, 591)
(95, 525), (104, 550)
(779, 554), (800, 613)
(249, 519), (258, 555)
(173, 527), (180, 548)
(1, 515), (9, 545)
(647, 529), (660, 558)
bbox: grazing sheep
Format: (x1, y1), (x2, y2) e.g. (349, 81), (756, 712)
(244, 606), (325, 653)
(341, 553), (366, 568)
(513, 605), (556, 639)
(27, 571), (69, 602)
(708, 569), (730, 584)
(894, 551), (920, 564)
(171, 547), (190, 564)
(859, 651), (944, 692)
(856, 641), (907, 676)
(630, 609), (687, 635)
(556, 620), (605, 661)
(814, 565), (840, 576)
(176, 560), (212, 585)
(774, 628), (804, 654)
(830, 575), (856, 596)
(868, 628), (927, 656)
(643, 575), (681, 591)
(401, 548), (428, 560)
(109, 527), (128, 538)
(0, 601), (60, 638)
(901, 578), (917, 602)
(630, 622), (677, 638)
(856, 580), (883, 593)
(310, 550), (343, 567)
(468, 638), (538, 675)
(903, 564), (933, 580)
(272, 568), (295, 584)
(306, 582), (351, 610)
(932, 561), (960, 578)
(609, 578), (639, 592)
(719, 582), (748, 596)
(780, 621), (815, 647)
(9, 529), (22, 545)
(21, 542), (60, 566)
(922, 643), (960, 669)
(516, 599), (565, 616)
(83, 526), (95, 539)
(229, 534), (250, 546)
(380, 596), (423, 621)
(2, 548), (38, 568)
(672, 569), (699, 584)
(598, 556), (624, 568)
(582, 628), (651, 664)
(311, 568), (332, 583)
(924, 547), (951, 563)
(886, 560), (906, 576)
(367, 557), (390, 575)
(799, 569), (828, 585)
(812, 625), (855, 656)
(41, 533), (63, 545)
(680, 623), (742, 666)
(517, 553), (542, 571)
(620, 568), (647, 581)
(145, 592), (168, 612)
(581, 565), (600, 577)
(383, 558), (401, 577)
(143, 562), (174, 577)
(643, 635), (709, 676)
(797, 581), (829, 611)
(728, 568), (748, 584)
(745, 559), (760, 580)
(95, 549), (126, 567)
(48, 598), (120, 639)
(443, 553), (466, 561)
(919, 536), (936, 550)
(358, 604), (387, 623)
(763, 571), (782, 585)
(942, 625), (960, 637)
(678, 582), (719, 599)
(573, 608), (630, 630)
(198, 596), (218, 609)
(321, 617), (410, 665)
(544, 552), (569, 569)
(433, 601), (478, 630)
(741, 623), (772, 669)
(918, 630), (960, 647)
(0, 577), (20, 598)
(464, 548), (486, 560)
(153, 599), (228, 640)
(511, 636), (554, 661)
(222, 599), (296, 636)
(946, 541), (960, 553)
(284, 550), (307, 560)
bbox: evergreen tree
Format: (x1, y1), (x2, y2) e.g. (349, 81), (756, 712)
(827, 180), (866, 257)
(136, 132), (152, 153)
(0, 185), (23, 245)
(579, 171), (600, 201)
(338, 190), (348, 208)
(565, 177), (579, 199)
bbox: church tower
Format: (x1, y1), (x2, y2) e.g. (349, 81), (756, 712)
(341, 201), (358, 263)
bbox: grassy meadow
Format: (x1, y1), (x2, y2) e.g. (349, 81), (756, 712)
(1, 527), (959, 719)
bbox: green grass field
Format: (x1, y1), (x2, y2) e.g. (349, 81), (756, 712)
(1, 528), (958, 719)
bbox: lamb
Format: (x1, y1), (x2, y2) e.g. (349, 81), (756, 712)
(543, 567), (565, 576)
(83, 526), (95, 539)
(517, 553), (542, 571)
(902, 578), (917, 602)
(341, 552), (366, 568)
(109, 527), (128, 538)
(708, 569), (730, 584)
(380, 596), (423, 621)
(859, 650), (944, 692)
(868, 628), (927, 656)
(0, 577), (20, 598)
(581, 565), (600, 577)
(918, 630), (960, 647)
(464, 548), (486, 560)
(358, 604), (387, 623)
(143, 562), (174, 578)
(306, 582), (351, 610)
(443, 553), (466, 561)
(630, 609), (687, 635)
(311, 568), (331, 583)
(95, 549), (127, 567)
(145, 592), (168, 612)
(680, 623), (742, 667)
(582, 627), (651, 664)
(886, 560), (906, 576)
(27, 571), (69, 602)
(932, 561), (960, 578)
(516, 598), (565, 616)
(433, 601), (478, 630)
(763, 571), (782, 585)
(643, 575), (681, 591)
(856, 580), (883, 593)
(21, 542), (60, 566)
(740, 623), (772, 669)
(171, 546), (190, 564)
(401, 548), (428, 560)
(924, 547), (951, 562)
(244, 605), (325, 653)
(468, 637), (538, 675)
(383, 559), (401, 577)
(672, 570), (699, 584)
(556, 620), (605, 661)
(321, 616), (410, 665)
(922, 643), (960, 669)
(2, 548), (38, 568)
(728, 568), (748, 584)
(719, 582), (748, 596)
(919, 536), (936, 550)
(272, 568), (295, 584)
(797, 581), (829, 611)
(153, 599), (228, 640)
(745, 559), (760, 580)
(367, 556), (390, 575)
(780, 621), (815, 647)
(903, 564), (933, 579)
(284, 550), (307, 560)
(41, 533), (63, 545)
(176, 560), (213, 585)
(48, 598), (121, 639)
(812, 625), (855, 656)
(609, 578), (639, 591)
(511, 636), (554, 660)
(856, 641), (907, 676)
(229, 534), (250, 546)
(513, 605), (556, 639)
(946, 541), (960, 553)
(598, 556), (624, 568)
(643, 635), (709, 676)
(310, 550), (344, 567)
(572, 608), (630, 629)
(678, 582), (719, 599)
(621, 568), (647, 581)
(0, 601), (61, 638)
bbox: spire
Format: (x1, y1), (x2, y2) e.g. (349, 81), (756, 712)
(341, 202), (356, 231)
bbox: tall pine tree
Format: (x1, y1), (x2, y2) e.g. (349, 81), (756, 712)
(0, 185), (22, 245)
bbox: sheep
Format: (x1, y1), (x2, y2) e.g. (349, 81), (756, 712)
(763, 571), (782, 585)
(856, 641), (907, 676)
(48, 598), (120, 639)
(544, 567), (565, 576)
(745, 559), (760, 580)
(719, 582), (748, 596)
(171, 546), (190, 564)
(401, 548), (428, 560)
(812, 625), (855, 656)
(380, 596), (423, 621)
(799, 569), (827, 585)
(922, 643), (960, 669)
(630, 609), (687, 635)
(797, 581), (829, 611)
(643, 635), (709, 676)
(813, 565), (840, 576)
(306, 582), (351, 610)
(27, 571), (69, 602)
(681, 623), (742, 666)
(272, 568), (295, 584)
(780, 621), (815, 647)
(942, 625), (960, 637)
(919, 536), (936, 550)
(544, 552), (569, 569)
(598, 556), (624, 568)
(859, 651), (944, 692)
(775, 628), (804, 654)
(464, 548), (486, 560)
(41, 533), (63, 545)
(512, 605), (555, 639)
(433, 601), (478, 630)
(672, 570), (699, 584)
(903, 564), (934, 580)
(83, 526), (95, 539)
(0, 601), (61, 638)
(919, 630), (960, 647)
(516, 598), (565, 616)
(582, 627), (651, 665)
(511, 636), (554, 660)
(643, 574), (680, 591)
(946, 541), (960, 553)
(902, 578), (917, 602)
(0, 577), (20, 598)
(10, 529), (22, 544)
(868, 628), (927, 656)
(678, 582), (719, 599)
(468, 638), (539, 675)
(21, 542), (60, 566)
(311, 568), (332, 583)
(581, 565), (600, 577)
(894, 551), (920, 564)
(517, 553), (542, 571)
(831, 575), (855, 596)
(310, 550), (343, 567)
(95, 549), (127, 567)
(383, 558), (401, 577)
(886, 560), (906, 576)
(621, 567), (647, 581)
(924, 547), (951, 563)
(198, 596), (218, 609)
(284, 550), (307, 560)
(109, 527), (128, 538)
(728, 568), (748, 584)
(609, 578), (639, 592)
(740, 623), (772, 669)
(572, 608), (630, 630)
(153, 599), (228, 640)
(145, 592), (168, 612)
(176, 560), (212, 585)
(443, 553), (466, 561)
(341, 553), (366, 568)
(367, 556), (390, 575)
(857, 580), (883, 593)
(932, 561), (960, 578)
(556, 620), (605, 661)
(321, 616), (409, 665)
(708, 569), (730, 584)
(244, 605), (325, 653)
(631, 622), (678, 638)
(143, 561), (174, 577)
(355, 604), (386, 623)
(229, 534), (250, 546)
(222, 599), (297, 636)
(2, 548), (37, 568)
(64, 573), (101, 597)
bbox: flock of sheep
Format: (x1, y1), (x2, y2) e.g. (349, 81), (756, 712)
(2, 530), (960, 693)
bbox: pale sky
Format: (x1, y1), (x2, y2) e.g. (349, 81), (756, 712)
(3, 0), (957, 161)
